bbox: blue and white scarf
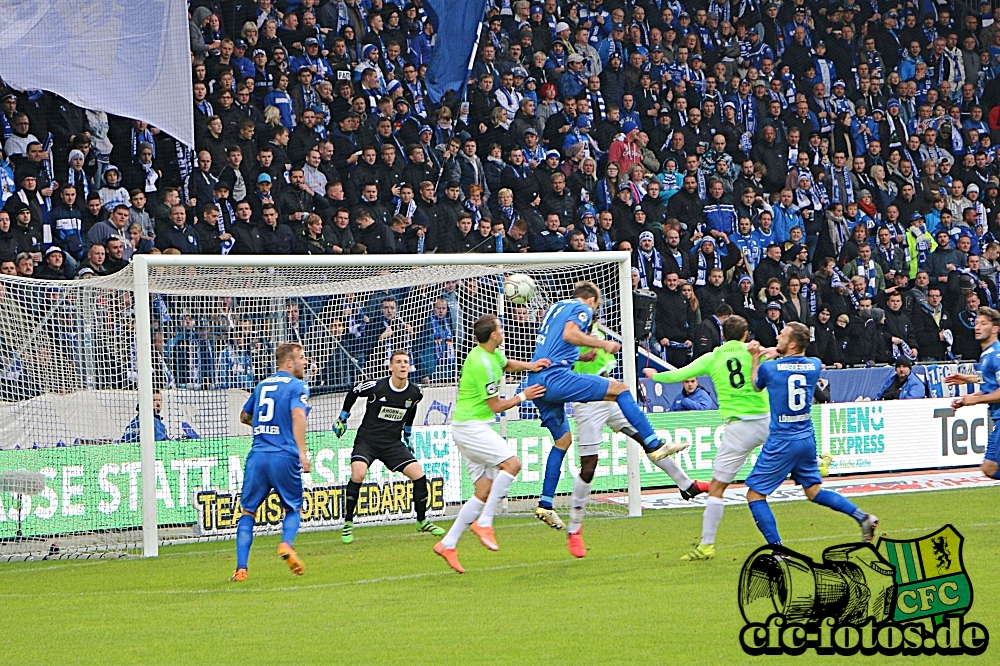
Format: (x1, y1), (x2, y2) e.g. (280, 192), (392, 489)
(67, 168), (90, 198)
(695, 250), (722, 286)
(856, 258), (878, 297)
(589, 91), (606, 122)
(829, 167), (854, 204)
(430, 314), (454, 362)
(637, 248), (663, 289)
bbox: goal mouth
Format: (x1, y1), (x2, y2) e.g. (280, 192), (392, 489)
(0, 253), (641, 558)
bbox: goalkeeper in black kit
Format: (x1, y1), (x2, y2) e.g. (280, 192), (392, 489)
(332, 350), (445, 544)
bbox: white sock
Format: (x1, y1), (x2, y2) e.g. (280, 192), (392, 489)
(701, 496), (725, 546)
(441, 497), (484, 549)
(567, 476), (592, 534)
(477, 471), (515, 528)
(653, 456), (693, 489)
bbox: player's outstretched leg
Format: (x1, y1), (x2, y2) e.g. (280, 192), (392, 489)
(566, 455), (597, 558)
(277, 508), (305, 575)
(231, 510), (254, 581)
(804, 485), (879, 542)
(342, 460), (368, 544)
(606, 382), (688, 460)
(402, 464), (445, 536)
(536, 435), (568, 530)
(618, 424), (705, 499)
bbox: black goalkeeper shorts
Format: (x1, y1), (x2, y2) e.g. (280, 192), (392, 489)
(351, 437), (417, 473)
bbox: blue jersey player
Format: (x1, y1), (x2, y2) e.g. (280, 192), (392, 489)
(527, 281), (689, 532)
(231, 342), (311, 582)
(946, 307), (1000, 480)
(745, 322), (879, 546)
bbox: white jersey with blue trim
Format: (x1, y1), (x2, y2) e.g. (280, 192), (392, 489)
(531, 299), (593, 368)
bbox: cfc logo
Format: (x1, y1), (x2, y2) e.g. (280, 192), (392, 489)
(738, 525), (988, 656)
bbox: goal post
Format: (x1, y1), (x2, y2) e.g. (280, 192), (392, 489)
(0, 251), (648, 561)
(131, 252), (641, 556)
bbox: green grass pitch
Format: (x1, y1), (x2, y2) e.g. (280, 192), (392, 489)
(1, 486), (997, 665)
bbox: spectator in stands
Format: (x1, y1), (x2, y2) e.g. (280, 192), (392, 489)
(33, 247), (68, 280)
(878, 357), (927, 400)
(669, 377), (718, 411)
(415, 297), (455, 384)
(119, 390), (169, 442)
(692, 303), (732, 358)
(755, 302), (787, 348)
(87, 204), (133, 260)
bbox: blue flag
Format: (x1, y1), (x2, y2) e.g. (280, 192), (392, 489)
(424, 0), (489, 104)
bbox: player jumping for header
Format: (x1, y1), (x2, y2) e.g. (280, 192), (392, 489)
(945, 307), (1000, 480)
(231, 342), (311, 581)
(529, 281), (689, 533)
(332, 351), (445, 543)
(745, 322), (879, 546)
(433, 314), (549, 573)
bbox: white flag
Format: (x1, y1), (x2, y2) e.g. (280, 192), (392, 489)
(0, 0), (194, 146)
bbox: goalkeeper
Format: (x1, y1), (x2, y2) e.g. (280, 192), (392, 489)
(644, 315), (771, 562)
(332, 351), (445, 544)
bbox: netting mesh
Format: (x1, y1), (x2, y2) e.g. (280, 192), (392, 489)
(0, 258), (626, 559)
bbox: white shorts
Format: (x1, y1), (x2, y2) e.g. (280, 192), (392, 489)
(572, 400), (631, 457)
(452, 421), (513, 482)
(713, 416), (770, 484)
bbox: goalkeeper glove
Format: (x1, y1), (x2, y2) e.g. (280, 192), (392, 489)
(332, 410), (350, 437)
(402, 425), (413, 450)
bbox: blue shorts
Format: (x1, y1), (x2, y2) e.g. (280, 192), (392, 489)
(240, 449), (303, 513)
(745, 435), (823, 497)
(528, 368), (610, 441)
(986, 419), (1000, 464)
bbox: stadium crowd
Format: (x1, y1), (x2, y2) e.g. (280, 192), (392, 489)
(1, 0), (1000, 380)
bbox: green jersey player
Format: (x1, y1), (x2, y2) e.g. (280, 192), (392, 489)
(645, 315), (772, 561)
(433, 314), (549, 573)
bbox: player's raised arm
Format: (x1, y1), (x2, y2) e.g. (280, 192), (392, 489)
(945, 372), (981, 386)
(332, 379), (378, 436)
(562, 320), (620, 355)
(504, 357), (551, 373)
(644, 350), (714, 383)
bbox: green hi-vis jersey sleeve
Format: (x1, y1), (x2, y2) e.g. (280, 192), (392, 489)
(651, 341), (769, 420)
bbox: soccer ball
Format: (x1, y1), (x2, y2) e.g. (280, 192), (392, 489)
(504, 274), (536, 304)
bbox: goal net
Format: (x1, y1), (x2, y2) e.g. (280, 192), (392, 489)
(0, 253), (640, 560)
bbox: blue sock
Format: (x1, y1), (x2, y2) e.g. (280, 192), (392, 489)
(540, 447), (567, 509)
(748, 500), (782, 545)
(281, 509), (302, 546)
(236, 513), (254, 570)
(812, 489), (866, 522)
(615, 392), (656, 447)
